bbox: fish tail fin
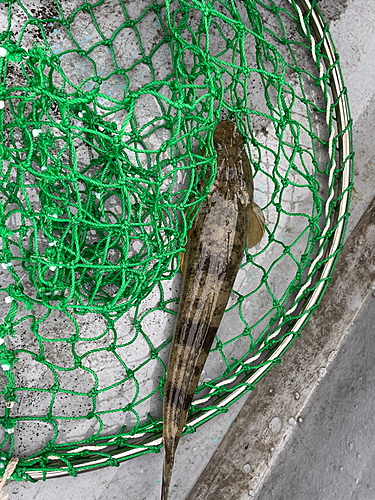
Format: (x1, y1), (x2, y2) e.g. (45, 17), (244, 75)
(161, 453), (174, 500)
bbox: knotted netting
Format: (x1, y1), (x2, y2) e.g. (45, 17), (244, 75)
(0, 0), (352, 482)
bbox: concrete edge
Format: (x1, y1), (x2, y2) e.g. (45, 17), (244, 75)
(185, 195), (375, 500)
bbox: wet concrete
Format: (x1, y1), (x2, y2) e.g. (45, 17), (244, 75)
(315, 0), (349, 23)
(256, 291), (375, 500)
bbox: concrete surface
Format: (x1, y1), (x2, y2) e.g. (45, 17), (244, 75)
(255, 291), (375, 500)
(327, 0), (375, 240)
(0, 0), (374, 499)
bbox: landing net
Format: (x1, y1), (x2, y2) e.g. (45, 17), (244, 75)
(0, 0), (353, 481)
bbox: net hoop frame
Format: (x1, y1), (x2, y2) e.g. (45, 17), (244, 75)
(13, 0), (352, 480)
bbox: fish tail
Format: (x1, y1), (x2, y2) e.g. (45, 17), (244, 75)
(161, 452), (174, 500)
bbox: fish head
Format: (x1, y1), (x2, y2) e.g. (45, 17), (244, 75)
(213, 120), (245, 150)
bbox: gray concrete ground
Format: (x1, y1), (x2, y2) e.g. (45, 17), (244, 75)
(1, 0), (375, 499)
(256, 291), (375, 500)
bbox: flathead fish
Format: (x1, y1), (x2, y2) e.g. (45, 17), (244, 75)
(161, 120), (265, 499)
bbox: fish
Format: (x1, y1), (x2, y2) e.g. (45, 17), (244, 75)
(161, 120), (265, 500)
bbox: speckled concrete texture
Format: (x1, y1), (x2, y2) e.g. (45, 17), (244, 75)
(326, 0), (375, 238)
(256, 291), (375, 500)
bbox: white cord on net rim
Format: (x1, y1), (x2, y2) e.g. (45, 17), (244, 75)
(15, 0), (352, 480)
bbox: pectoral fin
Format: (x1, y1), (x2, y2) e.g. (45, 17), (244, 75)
(246, 203), (265, 248)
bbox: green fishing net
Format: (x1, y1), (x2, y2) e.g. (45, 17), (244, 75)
(0, 0), (352, 481)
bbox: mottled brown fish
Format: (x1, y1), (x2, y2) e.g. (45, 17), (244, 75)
(161, 120), (265, 499)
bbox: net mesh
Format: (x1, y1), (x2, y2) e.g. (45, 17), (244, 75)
(0, 0), (353, 481)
